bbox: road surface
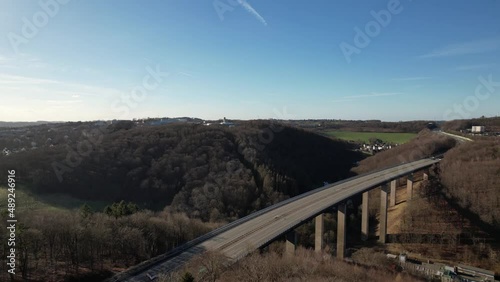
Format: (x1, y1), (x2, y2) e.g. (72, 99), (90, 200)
(436, 130), (473, 143)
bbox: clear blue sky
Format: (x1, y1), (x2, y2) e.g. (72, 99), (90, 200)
(1, 0), (499, 121)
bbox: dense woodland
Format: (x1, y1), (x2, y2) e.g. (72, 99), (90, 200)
(440, 139), (500, 231)
(0, 208), (217, 281)
(0, 121), (367, 281)
(162, 248), (422, 282)
(0, 121), (363, 221)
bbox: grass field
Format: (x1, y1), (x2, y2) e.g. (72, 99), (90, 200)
(0, 186), (109, 213)
(325, 131), (417, 144)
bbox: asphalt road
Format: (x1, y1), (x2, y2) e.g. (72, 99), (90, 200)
(111, 158), (440, 282)
(436, 130), (473, 143)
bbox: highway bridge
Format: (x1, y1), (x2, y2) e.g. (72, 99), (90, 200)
(107, 157), (440, 282)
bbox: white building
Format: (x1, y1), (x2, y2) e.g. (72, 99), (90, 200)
(220, 117), (235, 126)
(471, 126), (485, 133)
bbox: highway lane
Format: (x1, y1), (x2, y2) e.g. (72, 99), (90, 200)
(436, 130), (473, 143)
(112, 158), (440, 282)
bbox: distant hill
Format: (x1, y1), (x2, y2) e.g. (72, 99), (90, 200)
(0, 121), (58, 128)
(442, 116), (500, 132)
(0, 121), (364, 221)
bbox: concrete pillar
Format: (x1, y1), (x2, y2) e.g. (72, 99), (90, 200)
(390, 180), (397, 207)
(379, 184), (388, 244)
(407, 174), (414, 201)
(337, 203), (346, 259)
(285, 230), (297, 256)
(315, 214), (324, 252)
(361, 192), (369, 241)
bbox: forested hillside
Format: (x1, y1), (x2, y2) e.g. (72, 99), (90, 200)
(440, 139), (500, 231)
(0, 121), (363, 221)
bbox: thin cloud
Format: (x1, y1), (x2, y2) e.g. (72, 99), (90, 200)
(178, 71), (194, 78)
(0, 73), (123, 98)
(392, 76), (432, 81)
(0, 54), (55, 71)
(46, 100), (83, 105)
(344, 92), (403, 99)
(238, 0), (267, 26)
(332, 92), (403, 103)
(0, 73), (125, 121)
(240, 100), (260, 105)
(454, 64), (493, 71)
(419, 38), (500, 58)
(0, 73), (59, 85)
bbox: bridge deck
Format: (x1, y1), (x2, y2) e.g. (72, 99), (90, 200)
(109, 158), (439, 282)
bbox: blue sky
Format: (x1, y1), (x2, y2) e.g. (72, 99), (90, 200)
(1, 0), (499, 122)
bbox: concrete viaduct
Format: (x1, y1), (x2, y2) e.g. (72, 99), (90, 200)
(108, 157), (438, 282)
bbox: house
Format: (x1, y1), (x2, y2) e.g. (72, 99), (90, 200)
(471, 126), (485, 133)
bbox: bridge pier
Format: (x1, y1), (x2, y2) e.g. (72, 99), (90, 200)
(315, 214), (324, 252)
(407, 174), (414, 201)
(285, 230), (297, 256)
(361, 192), (369, 240)
(379, 183), (388, 243)
(337, 203), (346, 259)
(390, 180), (397, 207)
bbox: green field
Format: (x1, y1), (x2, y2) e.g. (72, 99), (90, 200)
(0, 186), (109, 213)
(325, 131), (417, 144)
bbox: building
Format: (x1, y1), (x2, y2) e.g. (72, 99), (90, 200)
(471, 126), (485, 133)
(220, 117), (235, 127)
